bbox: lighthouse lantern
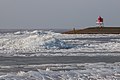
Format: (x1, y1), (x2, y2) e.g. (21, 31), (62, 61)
(96, 16), (104, 27)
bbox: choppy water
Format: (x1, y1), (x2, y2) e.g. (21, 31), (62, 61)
(0, 29), (120, 80)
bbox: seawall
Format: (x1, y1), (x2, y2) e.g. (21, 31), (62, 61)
(63, 27), (120, 34)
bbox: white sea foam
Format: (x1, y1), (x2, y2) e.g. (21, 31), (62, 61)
(1, 63), (120, 80)
(0, 30), (120, 56)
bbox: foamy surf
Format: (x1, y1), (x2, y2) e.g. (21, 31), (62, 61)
(0, 30), (120, 56)
(0, 63), (120, 80)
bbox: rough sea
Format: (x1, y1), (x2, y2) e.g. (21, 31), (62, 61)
(0, 29), (120, 80)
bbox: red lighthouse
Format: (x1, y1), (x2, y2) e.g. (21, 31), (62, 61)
(96, 16), (104, 27)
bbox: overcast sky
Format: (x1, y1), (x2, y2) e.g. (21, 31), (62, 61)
(0, 0), (120, 29)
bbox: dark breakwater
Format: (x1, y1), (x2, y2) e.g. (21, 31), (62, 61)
(63, 27), (120, 34)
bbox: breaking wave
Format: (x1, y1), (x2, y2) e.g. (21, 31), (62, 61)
(0, 30), (120, 56)
(0, 30), (72, 54)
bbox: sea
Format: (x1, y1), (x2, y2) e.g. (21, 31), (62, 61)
(0, 29), (120, 80)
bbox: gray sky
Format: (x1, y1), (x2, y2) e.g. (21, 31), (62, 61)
(0, 0), (120, 29)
